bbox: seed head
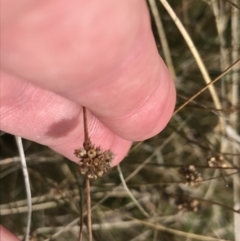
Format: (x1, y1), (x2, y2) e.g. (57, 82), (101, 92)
(175, 196), (200, 213)
(179, 165), (202, 186)
(74, 140), (114, 179)
(207, 154), (226, 168)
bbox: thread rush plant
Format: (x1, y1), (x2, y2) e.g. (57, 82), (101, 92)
(74, 107), (115, 241)
(1, 1), (239, 240)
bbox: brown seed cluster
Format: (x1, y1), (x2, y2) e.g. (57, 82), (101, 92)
(207, 154), (226, 168)
(74, 140), (114, 179)
(175, 196), (200, 213)
(179, 165), (202, 186)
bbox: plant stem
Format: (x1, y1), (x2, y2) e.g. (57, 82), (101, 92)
(86, 177), (92, 241)
(79, 184), (83, 241)
(82, 106), (92, 241)
(83, 106), (89, 142)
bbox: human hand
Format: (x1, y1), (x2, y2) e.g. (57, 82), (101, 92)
(0, 0), (175, 240)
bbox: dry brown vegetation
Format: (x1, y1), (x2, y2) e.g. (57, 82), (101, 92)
(1, 1), (239, 240)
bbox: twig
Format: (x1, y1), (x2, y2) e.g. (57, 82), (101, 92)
(85, 177), (92, 241)
(0, 200), (67, 215)
(82, 106), (92, 241)
(148, 0), (176, 79)
(79, 185), (83, 241)
(230, 1), (240, 240)
(83, 106), (89, 142)
(78, 106), (89, 241)
(225, 0), (240, 10)
(15, 136), (32, 241)
(133, 218), (231, 241)
(159, 0), (225, 132)
(174, 58), (240, 115)
(117, 164), (150, 218)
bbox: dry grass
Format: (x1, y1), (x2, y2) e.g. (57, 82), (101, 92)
(1, 1), (240, 240)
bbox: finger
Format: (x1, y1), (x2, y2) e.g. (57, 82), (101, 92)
(0, 71), (132, 165)
(0, 225), (20, 241)
(1, 0), (176, 141)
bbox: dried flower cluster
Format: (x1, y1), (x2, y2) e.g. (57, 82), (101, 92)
(207, 154), (226, 168)
(179, 165), (202, 186)
(74, 140), (114, 179)
(175, 196), (200, 213)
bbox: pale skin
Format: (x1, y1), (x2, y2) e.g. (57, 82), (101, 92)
(0, 0), (176, 240)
